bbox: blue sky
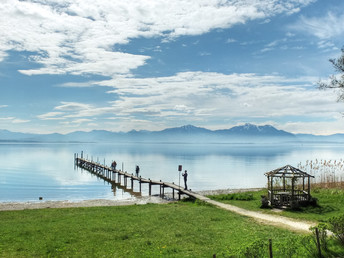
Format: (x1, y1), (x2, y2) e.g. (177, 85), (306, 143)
(1, 0), (344, 135)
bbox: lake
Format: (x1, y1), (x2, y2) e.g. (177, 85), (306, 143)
(1, 142), (344, 202)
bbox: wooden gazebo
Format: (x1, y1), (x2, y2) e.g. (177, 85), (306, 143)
(264, 165), (314, 208)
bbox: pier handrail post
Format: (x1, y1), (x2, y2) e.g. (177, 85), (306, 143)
(178, 165), (182, 190)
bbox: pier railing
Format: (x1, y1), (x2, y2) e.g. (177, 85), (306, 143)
(74, 153), (196, 200)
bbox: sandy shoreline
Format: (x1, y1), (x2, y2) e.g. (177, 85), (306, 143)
(0, 188), (263, 211)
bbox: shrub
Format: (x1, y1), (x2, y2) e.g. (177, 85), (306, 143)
(328, 215), (344, 245)
(213, 193), (254, 201)
(237, 239), (268, 258)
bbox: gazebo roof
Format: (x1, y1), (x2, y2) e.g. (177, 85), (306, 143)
(264, 164), (314, 178)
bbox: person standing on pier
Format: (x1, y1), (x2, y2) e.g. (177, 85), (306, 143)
(111, 161), (117, 170)
(182, 170), (188, 190)
(136, 165), (140, 177)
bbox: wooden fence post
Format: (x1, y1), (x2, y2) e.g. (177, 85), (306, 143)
(269, 239), (273, 258)
(315, 227), (322, 258)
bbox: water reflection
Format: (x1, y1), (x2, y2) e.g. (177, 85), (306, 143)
(1, 142), (344, 202)
(111, 182), (142, 197)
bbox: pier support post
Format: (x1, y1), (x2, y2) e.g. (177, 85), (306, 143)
(149, 180), (152, 196)
(112, 171), (116, 182)
(139, 178), (142, 193)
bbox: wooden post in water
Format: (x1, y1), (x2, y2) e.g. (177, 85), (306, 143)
(172, 184), (175, 199)
(159, 180), (162, 197)
(149, 179), (152, 195)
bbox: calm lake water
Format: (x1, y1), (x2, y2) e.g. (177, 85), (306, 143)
(1, 142), (344, 202)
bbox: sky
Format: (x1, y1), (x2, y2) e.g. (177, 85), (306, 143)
(1, 0), (344, 135)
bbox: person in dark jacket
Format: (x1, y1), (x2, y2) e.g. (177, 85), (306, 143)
(136, 165), (140, 177)
(182, 170), (188, 190)
(111, 161), (117, 170)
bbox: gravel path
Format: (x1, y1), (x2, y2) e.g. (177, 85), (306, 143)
(205, 199), (316, 233)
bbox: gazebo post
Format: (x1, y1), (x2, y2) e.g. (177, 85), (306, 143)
(302, 177), (305, 191)
(291, 176), (295, 204)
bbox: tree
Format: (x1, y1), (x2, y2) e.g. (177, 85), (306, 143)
(318, 47), (344, 101)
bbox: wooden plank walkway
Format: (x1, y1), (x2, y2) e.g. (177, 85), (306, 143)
(74, 154), (194, 200)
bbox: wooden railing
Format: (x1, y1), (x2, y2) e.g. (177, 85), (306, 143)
(268, 189), (310, 207)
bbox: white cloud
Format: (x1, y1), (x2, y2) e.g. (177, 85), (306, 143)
(39, 71), (341, 133)
(0, 105), (8, 108)
(0, 117), (15, 121)
(58, 81), (95, 88)
(0, 117), (30, 124)
(282, 120), (344, 135)
(12, 119), (30, 124)
(37, 112), (65, 120)
(290, 11), (344, 40)
(0, 0), (314, 77)
(54, 102), (92, 112)
(226, 38), (237, 43)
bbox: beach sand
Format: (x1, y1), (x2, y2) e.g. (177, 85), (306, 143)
(0, 188), (262, 211)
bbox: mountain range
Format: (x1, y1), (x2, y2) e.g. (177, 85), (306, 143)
(1, 123), (344, 143)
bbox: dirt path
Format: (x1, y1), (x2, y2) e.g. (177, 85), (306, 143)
(190, 189), (317, 233)
(205, 199), (316, 233)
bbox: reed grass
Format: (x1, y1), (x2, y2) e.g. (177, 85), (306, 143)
(298, 159), (344, 188)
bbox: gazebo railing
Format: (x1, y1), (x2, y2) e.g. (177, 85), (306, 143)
(268, 188), (310, 206)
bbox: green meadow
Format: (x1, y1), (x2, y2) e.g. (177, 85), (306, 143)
(1, 194), (344, 257)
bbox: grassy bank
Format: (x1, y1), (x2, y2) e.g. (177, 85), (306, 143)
(208, 188), (344, 222)
(0, 200), (317, 257)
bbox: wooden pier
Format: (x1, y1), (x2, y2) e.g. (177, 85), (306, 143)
(74, 153), (199, 201)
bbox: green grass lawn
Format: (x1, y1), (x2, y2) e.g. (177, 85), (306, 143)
(1, 192), (344, 257)
(0, 200), (324, 257)
(208, 188), (344, 222)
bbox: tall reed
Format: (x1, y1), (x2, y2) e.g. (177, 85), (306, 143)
(297, 159), (344, 188)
